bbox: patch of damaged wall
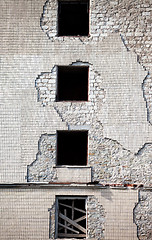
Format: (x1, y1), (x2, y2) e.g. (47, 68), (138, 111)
(27, 0), (152, 239)
(28, 61), (151, 186)
(0, 0), (151, 239)
(49, 196), (105, 240)
(41, 0), (152, 123)
(87, 196), (105, 239)
(134, 190), (152, 240)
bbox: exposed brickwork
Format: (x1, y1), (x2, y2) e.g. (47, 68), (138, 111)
(0, 0), (151, 182)
(41, 0), (152, 123)
(35, 67), (57, 106)
(0, 0), (151, 239)
(28, 3), (152, 237)
(28, 132), (152, 186)
(35, 61), (105, 107)
(31, 58), (151, 185)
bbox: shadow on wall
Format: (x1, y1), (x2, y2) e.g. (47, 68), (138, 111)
(100, 188), (114, 202)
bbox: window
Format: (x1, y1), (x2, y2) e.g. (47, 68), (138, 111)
(56, 196), (86, 238)
(58, 0), (89, 36)
(57, 131), (88, 166)
(56, 66), (89, 102)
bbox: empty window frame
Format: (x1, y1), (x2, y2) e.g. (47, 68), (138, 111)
(57, 131), (88, 166)
(58, 0), (89, 36)
(56, 196), (87, 238)
(56, 66), (89, 102)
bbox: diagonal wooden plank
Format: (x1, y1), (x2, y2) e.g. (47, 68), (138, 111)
(59, 213), (86, 234)
(75, 215), (86, 223)
(58, 223), (79, 234)
(59, 215), (86, 230)
(58, 233), (86, 238)
(72, 200), (74, 230)
(59, 202), (86, 214)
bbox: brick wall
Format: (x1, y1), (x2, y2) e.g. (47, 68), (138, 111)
(0, 187), (138, 240)
(0, 0), (151, 239)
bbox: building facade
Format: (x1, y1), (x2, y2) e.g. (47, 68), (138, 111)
(0, 0), (152, 239)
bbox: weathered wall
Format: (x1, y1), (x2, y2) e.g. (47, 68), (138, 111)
(28, 45), (152, 185)
(0, 0), (151, 182)
(134, 190), (152, 240)
(0, 0), (151, 183)
(0, 0), (152, 239)
(0, 187), (137, 240)
(28, 128), (152, 186)
(41, 0), (152, 122)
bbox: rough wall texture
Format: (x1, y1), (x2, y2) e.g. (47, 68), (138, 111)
(0, 0), (151, 183)
(134, 190), (152, 240)
(32, 2), (152, 238)
(41, 0), (152, 122)
(87, 196), (105, 240)
(28, 133), (152, 185)
(0, 0), (151, 239)
(90, 139), (152, 186)
(28, 0), (152, 187)
(29, 57), (152, 185)
(49, 202), (56, 239)
(27, 134), (57, 182)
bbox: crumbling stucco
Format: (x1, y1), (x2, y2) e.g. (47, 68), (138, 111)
(30, 52), (152, 184)
(49, 202), (56, 239)
(35, 32), (152, 153)
(28, 131), (152, 185)
(90, 139), (152, 186)
(134, 190), (152, 240)
(87, 196), (105, 240)
(29, 62), (105, 182)
(35, 61), (105, 143)
(27, 134), (57, 182)
(41, 0), (152, 124)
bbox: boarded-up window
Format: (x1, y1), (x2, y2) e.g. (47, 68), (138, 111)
(56, 196), (86, 238)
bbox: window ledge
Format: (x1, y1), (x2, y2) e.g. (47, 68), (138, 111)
(53, 166), (91, 183)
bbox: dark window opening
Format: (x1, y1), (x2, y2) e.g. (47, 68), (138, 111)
(56, 66), (89, 101)
(58, 0), (89, 36)
(57, 131), (88, 166)
(56, 197), (86, 238)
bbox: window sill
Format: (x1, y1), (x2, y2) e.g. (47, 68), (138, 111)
(53, 166), (91, 183)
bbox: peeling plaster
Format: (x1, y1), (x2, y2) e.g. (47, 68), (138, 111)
(41, 0), (152, 124)
(134, 190), (152, 240)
